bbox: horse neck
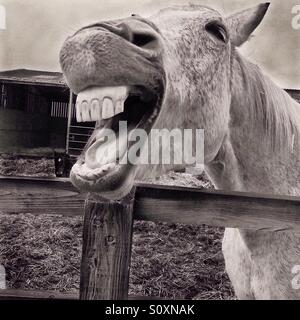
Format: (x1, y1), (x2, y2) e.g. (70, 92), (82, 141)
(206, 51), (300, 196)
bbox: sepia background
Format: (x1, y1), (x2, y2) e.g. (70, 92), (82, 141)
(0, 0), (299, 89)
(0, 0), (299, 301)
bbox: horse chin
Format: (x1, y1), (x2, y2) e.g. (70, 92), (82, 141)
(70, 162), (136, 200)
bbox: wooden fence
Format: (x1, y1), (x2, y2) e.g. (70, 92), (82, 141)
(1, 175), (300, 299)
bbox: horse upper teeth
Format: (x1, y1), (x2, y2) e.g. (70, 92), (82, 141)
(76, 104), (82, 122)
(76, 86), (129, 122)
(102, 98), (114, 119)
(91, 99), (100, 120)
(115, 100), (125, 115)
(81, 101), (89, 122)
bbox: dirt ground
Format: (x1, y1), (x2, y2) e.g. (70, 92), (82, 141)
(0, 156), (234, 300)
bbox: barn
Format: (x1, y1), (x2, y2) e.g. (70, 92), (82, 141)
(1, 68), (299, 160)
(0, 69), (95, 159)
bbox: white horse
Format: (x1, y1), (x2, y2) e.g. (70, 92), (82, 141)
(60, 3), (300, 299)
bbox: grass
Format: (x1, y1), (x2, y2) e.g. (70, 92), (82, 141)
(0, 156), (234, 299)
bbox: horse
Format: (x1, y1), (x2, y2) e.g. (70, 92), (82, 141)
(60, 3), (300, 299)
(54, 152), (72, 177)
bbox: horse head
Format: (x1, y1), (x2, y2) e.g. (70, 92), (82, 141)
(60, 3), (270, 199)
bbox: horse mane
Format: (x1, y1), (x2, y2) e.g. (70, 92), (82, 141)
(233, 51), (300, 154)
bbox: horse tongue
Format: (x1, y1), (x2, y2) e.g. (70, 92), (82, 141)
(85, 130), (128, 169)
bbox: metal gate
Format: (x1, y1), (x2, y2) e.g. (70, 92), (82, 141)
(67, 123), (95, 157)
(66, 92), (94, 158)
(50, 92), (94, 158)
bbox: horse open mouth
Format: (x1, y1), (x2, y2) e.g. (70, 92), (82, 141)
(70, 84), (162, 198)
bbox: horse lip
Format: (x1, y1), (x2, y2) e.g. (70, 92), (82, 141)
(70, 159), (136, 199)
(60, 19), (165, 95)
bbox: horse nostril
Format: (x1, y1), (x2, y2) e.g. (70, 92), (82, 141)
(117, 22), (158, 50)
(131, 33), (157, 48)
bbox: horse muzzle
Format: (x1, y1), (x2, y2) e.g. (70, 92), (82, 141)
(60, 16), (166, 199)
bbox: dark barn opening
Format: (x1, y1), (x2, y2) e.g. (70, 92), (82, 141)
(0, 69), (95, 160)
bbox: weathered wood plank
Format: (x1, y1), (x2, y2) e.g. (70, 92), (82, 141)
(1, 176), (300, 232)
(0, 289), (163, 300)
(0, 175), (85, 216)
(134, 183), (300, 232)
(0, 289), (78, 300)
(80, 190), (135, 300)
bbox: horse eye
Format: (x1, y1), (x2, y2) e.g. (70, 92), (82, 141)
(205, 21), (228, 43)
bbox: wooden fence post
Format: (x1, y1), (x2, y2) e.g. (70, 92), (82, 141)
(79, 189), (135, 300)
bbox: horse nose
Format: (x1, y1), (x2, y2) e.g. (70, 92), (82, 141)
(104, 19), (160, 52)
(119, 23), (158, 49)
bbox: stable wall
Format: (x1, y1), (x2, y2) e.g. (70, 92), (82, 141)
(0, 108), (51, 150)
(49, 117), (67, 149)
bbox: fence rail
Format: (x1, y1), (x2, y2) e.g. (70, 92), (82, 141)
(1, 175), (300, 233)
(1, 175), (300, 300)
(0, 289), (161, 300)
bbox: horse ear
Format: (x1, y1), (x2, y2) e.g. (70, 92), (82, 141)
(225, 3), (270, 47)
